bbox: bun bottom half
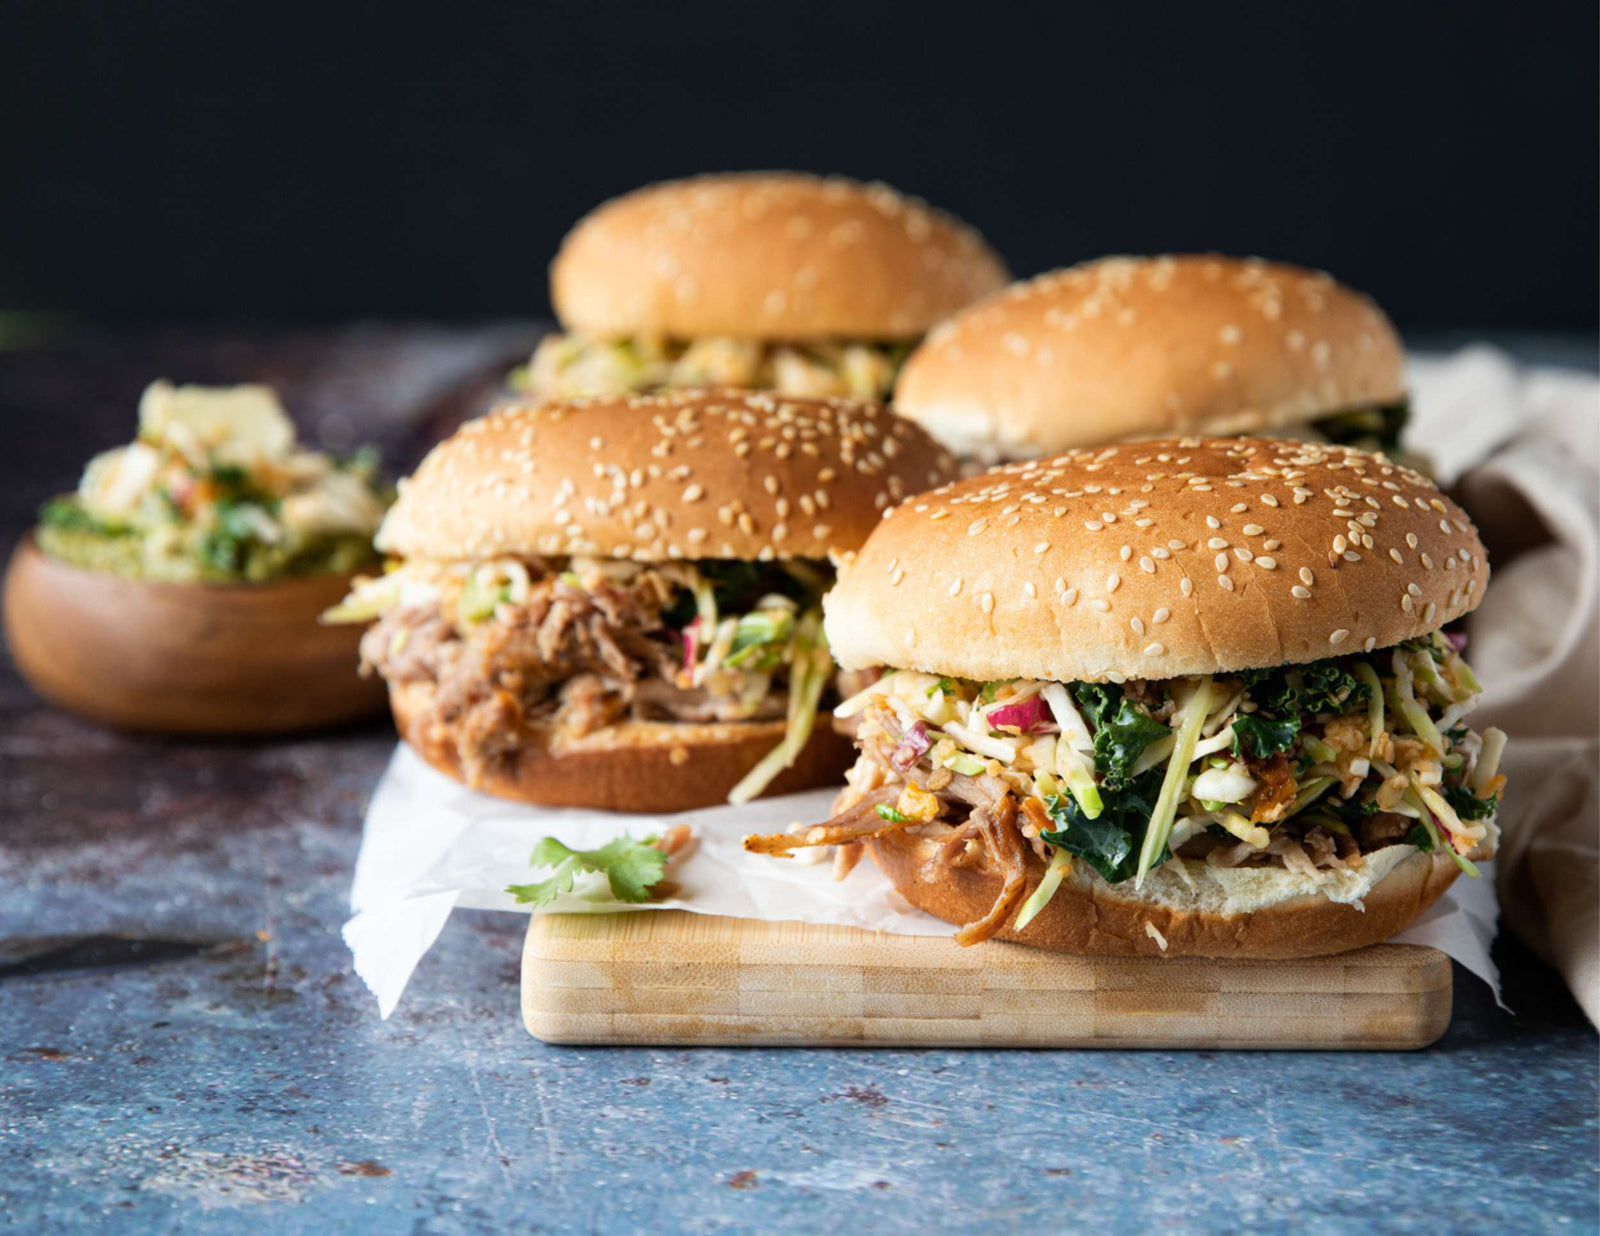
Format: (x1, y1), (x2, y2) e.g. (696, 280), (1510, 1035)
(867, 830), (1465, 959)
(391, 680), (854, 813)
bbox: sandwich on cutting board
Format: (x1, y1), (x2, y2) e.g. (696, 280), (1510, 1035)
(746, 437), (1505, 958)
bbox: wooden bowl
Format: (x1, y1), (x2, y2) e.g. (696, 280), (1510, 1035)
(3, 534), (387, 735)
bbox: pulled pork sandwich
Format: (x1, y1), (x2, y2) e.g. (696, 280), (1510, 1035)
(519, 173), (1009, 402)
(326, 390), (956, 812)
(746, 438), (1505, 957)
(895, 255), (1416, 465)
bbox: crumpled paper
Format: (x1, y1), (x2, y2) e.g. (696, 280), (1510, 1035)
(345, 345), (1600, 1020)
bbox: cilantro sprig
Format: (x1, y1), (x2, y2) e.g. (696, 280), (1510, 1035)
(506, 835), (669, 908)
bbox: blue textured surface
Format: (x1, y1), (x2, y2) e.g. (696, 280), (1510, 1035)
(2, 329), (1596, 1234)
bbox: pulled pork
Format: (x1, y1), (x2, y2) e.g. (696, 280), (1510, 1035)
(362, 568), (786, 784)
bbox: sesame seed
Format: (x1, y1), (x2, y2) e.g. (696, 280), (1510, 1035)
(1218, 575), (1235, 592)
(1084, 520), (1103, 531)
(1034, 541), (1050, 554)
(979, 592), (995, 613)
(1063, 587), (1079, 606)
(1180, 577), (1194, 597)
(949, 577), (963, 596)
(1424, 602), (1437, 624)
(1153, 607), (1171, 624)
(968, 518), (988, 536)
(1024, 581), (1037, 599)
(1292, 585), (1312, 600)
(1107, 573), (1121, 592)
(1089, 598), (1110, 612)
(1330, 629), (1349, 645)
(1256, 556), (1277, 570)
(1206, 516), (1222, 530)
(1144, 642), (1166, 657)
(1214, 552), (1228, 572)
(1139, 556), (1156, 573)
(1208, 537), (1229, 550)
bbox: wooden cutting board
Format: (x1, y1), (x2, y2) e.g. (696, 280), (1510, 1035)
(521, 912), (1451, 1049)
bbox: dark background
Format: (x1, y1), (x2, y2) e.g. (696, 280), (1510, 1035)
(3, 1), (1596, 331)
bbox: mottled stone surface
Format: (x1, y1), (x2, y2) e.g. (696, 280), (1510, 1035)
(1, 329), (1595, 1234)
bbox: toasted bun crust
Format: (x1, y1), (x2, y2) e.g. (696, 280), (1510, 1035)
(377, 390), (956, 564)
(895, 255), (1405, 460)
(391, 679), (854, 812)
(550, 173), (1010, 341)
(825, 437), (1487, 682)
(868, 830), (1467, 958)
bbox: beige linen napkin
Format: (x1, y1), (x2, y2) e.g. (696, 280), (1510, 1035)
(1410, 349), (1600, 1024)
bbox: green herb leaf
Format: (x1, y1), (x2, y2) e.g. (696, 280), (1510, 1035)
(1403, 823), (1436, 852)
(506, 834), (668, 908)
(875, 803), (910, 824)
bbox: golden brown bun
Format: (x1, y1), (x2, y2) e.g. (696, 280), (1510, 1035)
(869, 830), (1468, 959)
(377, 390), (956, 565)
(550, 173), (1010, 341)
(895, 255), (1406, 460)
(391, 680), (854, 813)
(825, 437), (1487, 682)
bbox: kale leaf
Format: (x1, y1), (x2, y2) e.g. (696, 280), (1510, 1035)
(1321, 793), (1382, 825)
(1230, 712), (1300, 760)
(1403, 823), (1436, 852)
(1040, 770), (1165, 884)
(1070, 683), (1169, 789)
(1254, 659), (1368, 716)
(1444, 785), (1499, 820)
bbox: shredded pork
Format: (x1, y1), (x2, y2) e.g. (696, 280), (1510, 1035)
(361, 566), (798, 785)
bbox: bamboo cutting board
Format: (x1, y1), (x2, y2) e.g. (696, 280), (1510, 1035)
(521, 912), (1451, 1049)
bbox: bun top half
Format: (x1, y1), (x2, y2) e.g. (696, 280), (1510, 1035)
(894, 255), (1405, 460)
(824, 436), (1487, 682)
(551, 173), (1010, 342)
(378, 390), (957, 566)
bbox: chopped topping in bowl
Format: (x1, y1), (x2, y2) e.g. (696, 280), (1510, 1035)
(37, 381), (389, 584)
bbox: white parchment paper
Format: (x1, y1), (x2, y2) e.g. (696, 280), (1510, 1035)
(345, 744), (1500, 1018)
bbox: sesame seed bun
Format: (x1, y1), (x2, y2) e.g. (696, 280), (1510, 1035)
(377, 390), (957, 566)
(824, 438), (1488, 682)
(550, 173), (1010, 342)
(895, 255), (1405, 460)
(390, 680), (855, 812)
(868, 828), (1477, 958)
